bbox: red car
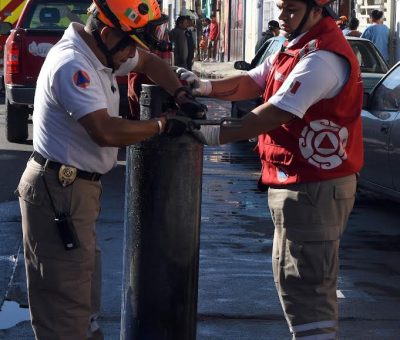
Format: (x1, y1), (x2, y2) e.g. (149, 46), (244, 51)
(0, 0), (27, 91)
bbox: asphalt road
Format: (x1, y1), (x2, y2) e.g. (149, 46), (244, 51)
(0, 97), (399, 339)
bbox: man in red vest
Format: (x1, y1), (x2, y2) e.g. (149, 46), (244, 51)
(178, 0), (363, 338)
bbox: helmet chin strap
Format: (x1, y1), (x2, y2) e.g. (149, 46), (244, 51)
(92, 30), (133, 72)
(287, 4), (314, 41)
(93, 29), (116, 71)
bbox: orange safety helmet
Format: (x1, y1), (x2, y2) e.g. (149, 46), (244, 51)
(90, 0), (169, 50)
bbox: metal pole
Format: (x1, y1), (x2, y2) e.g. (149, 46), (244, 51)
(121, 85), (203, 340)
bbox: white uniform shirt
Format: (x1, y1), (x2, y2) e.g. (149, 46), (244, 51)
(33, 23), (138, 174)
(248, 33), (350, 118)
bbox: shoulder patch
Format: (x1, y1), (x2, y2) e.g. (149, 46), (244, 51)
(289, 80), (302, 94)
(73, 70), (91, 88)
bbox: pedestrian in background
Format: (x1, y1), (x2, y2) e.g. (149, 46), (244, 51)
(202, 17), (210, 41)
(195, 9), (204, 60)
(336, 15), (348, 30)
(185, 16), (196, 70)
(361, 9), (389, 63)
(255, 20), (281, 54)
(344, 17), (362, 37)
(199, 34), (208, 61)
(169, 15), (189, 68)
(16, 1), (197, 338)
(200, 17), (211, 61)
(207, 14), (219, 62)
(177, 0), (363, 337)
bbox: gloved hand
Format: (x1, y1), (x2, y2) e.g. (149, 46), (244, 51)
(189, 123), (221, 146)
(164, 116), (192, 137)
(174, 86), (207, 120)
(174, 67), (212, 96)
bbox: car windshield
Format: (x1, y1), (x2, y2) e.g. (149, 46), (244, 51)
(254, 37), (388, 75)
(349, 39), (389, 74)
(23, 2), (89, 29)
(258, 37), (285, 66)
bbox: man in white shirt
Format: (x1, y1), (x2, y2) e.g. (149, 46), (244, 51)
(17, 1), (200, 339)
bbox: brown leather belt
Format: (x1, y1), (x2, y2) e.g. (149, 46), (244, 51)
(32, 152), (102, 182)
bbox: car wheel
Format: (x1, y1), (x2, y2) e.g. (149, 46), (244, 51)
(6, 99), (29, 143)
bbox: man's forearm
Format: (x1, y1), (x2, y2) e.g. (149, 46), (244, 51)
(210, 74), (263, 101)
(219, 103), (295, 144)
(210, 79), (240, 100)
(141, 53), (182, 95)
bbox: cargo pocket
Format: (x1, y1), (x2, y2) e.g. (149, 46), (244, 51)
(334, 181), (356, 200)
(268, 186), (322, 228)
(333, 180), (357, 235)
(287, 240), (339, 286)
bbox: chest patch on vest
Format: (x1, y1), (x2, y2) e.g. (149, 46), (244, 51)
(299, 119), (348, 170)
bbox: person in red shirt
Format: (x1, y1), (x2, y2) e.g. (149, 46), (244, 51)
(207, 14), (219, 62)
(177, 0), (363, 338)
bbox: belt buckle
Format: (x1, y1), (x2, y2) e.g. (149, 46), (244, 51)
(58, 165), (77, 187)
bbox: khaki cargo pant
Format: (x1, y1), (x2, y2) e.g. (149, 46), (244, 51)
(268, 175), (357, 340)
(17, 158), (103, 340)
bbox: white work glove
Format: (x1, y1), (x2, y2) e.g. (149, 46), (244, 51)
(175, 67), (212, 97)
(190, 124), (220, 146)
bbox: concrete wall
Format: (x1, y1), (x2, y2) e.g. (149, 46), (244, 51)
(244, 0), (282, 62)
(243, 0), (257, 61)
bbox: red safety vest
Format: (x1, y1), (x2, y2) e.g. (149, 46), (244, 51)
(257, 17), (364, 187)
